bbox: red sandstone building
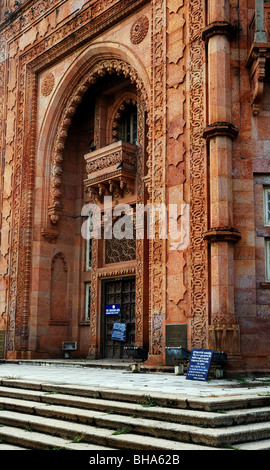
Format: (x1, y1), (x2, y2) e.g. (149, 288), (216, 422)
(0, 0), (270, 374)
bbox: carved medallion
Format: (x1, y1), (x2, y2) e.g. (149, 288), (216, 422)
(130, 15), (149, 44)
(41, 72), (55, 97)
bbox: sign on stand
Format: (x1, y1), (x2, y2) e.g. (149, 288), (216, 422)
(111, 322), (127, 342)
(186, 348), (214, 381)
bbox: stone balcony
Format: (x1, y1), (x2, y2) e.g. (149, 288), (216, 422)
(84, 141), (137, 200)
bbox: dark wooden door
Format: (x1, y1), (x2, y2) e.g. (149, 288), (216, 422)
(102, 277), (136, 359)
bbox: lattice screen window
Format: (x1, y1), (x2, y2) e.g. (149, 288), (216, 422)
(85, 283), (91, 320)
(105, 215), (136, 264)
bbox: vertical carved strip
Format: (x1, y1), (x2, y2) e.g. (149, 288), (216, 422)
(7, 49), (23, 351)
(88, 239), (98, 358)
(189, 0), (208, 348)
(135, 93), (146, 348)
(148, 0), (167, 358)
(0, 37), (8, 330)
(12, 65), (38, 352)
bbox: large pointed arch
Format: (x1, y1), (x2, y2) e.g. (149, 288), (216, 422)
(36, 42), (150, 226)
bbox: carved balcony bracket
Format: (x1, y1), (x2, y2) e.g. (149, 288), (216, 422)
(41, 227), (59, 243)
(246, 44), (270, 116)
(203, 226), (241, 244)
(84, 140), (137, 202)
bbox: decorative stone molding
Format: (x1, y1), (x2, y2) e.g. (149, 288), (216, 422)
(41, 228), (59, 243)
(97, 264), (136, 278)
(188, 0), (208, 350)
(203, 226), (241, 244)
(202, 21), (238, 43)
(202, 122), (239, 141)
(130, 15), (149, 44)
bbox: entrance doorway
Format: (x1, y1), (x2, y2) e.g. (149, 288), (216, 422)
(101, 277), (136, 359)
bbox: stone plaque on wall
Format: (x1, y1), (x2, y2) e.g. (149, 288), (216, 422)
(0, 330), (5, 359)
(165, 324), (187, 365)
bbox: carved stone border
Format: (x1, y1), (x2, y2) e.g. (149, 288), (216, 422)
(188, 0), (208, 349)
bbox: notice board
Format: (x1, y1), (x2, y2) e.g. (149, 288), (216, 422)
(186, 348), (213, 381)
(111, 322), (127, 342)
(106, 304), (121, 316)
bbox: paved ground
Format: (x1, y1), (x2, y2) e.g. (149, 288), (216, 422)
(0, 360), (270, 398)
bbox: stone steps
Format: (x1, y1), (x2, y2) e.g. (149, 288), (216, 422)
(1, 387), (270, 429)
(0, 380), (270, 450)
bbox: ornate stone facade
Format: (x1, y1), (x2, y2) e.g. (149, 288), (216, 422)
(0, 0), (270, 374)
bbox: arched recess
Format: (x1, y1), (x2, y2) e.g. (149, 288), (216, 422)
(49, 61), (149, 224)
(37, 42), (151, 229)
(35, 42), (151, 358)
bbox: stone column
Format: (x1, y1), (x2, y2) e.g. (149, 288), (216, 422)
(202, 1), (241, 367)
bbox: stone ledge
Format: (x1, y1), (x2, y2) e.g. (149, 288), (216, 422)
(202, 122), (239, 141)
(202, 21), (239, 43)
(203, 226), (241, 243)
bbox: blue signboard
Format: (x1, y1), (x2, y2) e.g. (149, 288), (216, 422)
(111, 322), (127, 342)
(186, 348), (214, 382)
(106, 304), (121, 316)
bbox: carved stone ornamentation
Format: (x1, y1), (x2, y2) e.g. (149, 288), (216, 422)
(188, 0), (208, 349)
(246, 45), (270, 116)
(84, 141), (137, 200)
(41, 228), (59, 244)
(41, 72), (55, 97)
(130, 15), (149, 44)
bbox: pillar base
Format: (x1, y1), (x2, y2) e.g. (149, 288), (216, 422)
(144, 354), (165, 367)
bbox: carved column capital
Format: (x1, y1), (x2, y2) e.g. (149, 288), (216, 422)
(202, 122), (239, 141)
(202, 21), (238, 43)
(203, 226), (241, 244)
